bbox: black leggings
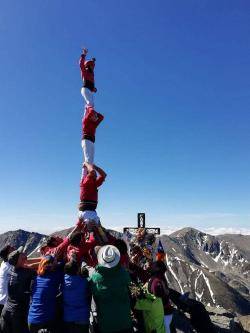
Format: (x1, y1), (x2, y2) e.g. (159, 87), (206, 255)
(64, 322), (89, 333)
(0, 310), (28, 333)
(29, 321), (55, 333)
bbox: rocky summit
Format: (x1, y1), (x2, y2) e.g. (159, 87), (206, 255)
(0, 227), (250, 332)
(0, 229), (46, 257)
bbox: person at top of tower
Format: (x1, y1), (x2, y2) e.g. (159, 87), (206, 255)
(79, 48), (96, 106)
(79, 162), (106, 224)
(81, 105), (104, 164)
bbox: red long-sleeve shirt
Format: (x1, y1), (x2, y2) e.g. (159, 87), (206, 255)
(40, 237), (70, 261)
(79, 173), (105, 211)
(67, 236), (97, 264)
(79, 54), (96, 92)
(82, 106), (104, 143)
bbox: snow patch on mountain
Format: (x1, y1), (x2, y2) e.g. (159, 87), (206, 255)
(166, 255), (184, 293)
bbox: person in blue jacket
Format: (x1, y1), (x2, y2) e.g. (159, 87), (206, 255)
(62, 259), (91, 333)
(28, 255), (64, 333)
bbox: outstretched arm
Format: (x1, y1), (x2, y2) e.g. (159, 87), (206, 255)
(26, 257), (42, 264)
(24, 257), (42, 270)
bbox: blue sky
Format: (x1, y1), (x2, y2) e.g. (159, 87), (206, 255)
(0, 0), (250, 234)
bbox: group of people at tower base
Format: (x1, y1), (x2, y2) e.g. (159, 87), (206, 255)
(0, 224), (168, 333)
(0, 225), (217, 333)
(0, 49), (217, 333)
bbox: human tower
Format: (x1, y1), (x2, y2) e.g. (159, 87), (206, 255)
(78, 48), (107, 243)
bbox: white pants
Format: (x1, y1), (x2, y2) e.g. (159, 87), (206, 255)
(78, 210), (100, 225)
(81, 139), (94, 164)
(164, 314), (173, 333)
(81, 87), (94, 107)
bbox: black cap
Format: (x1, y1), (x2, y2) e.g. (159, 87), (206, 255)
(0, 245), (14, 261)
(8, 246), (24, 266)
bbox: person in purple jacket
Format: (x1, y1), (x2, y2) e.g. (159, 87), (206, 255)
(148, 261), (173, 333)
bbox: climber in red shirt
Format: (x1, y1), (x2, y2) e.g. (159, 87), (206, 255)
(79, 48), (96, 107)
(78, 162), (108, 243)
(79, 162), (106, 222)
(81, 105), (104, 165)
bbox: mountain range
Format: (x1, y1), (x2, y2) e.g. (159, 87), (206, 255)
(0, 226), (249, 331)
(160, 227), (250, 315)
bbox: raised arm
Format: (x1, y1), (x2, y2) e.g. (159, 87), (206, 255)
(95, 111), (104, 126)
(53, 222), (82, 259)
(67, 222), (83, 240)
(94, 165), (107, 179)
(79, 48), (88, 72)
(84, 161), (95, 173)
(82, 48), (88, 57)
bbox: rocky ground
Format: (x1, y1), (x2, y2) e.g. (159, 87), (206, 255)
(171, 306), (250, 332)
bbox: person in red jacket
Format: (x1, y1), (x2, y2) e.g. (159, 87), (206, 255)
(81, 105), (104, 165)
(79, 162), (106, 224)
(66, 230), (99, 266)
(39, 222), (83, 261)
(79, 48), (96, 107)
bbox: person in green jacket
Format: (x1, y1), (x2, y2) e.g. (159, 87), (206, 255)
(90, 245), (133, 333)
(135, 290), (165, 333)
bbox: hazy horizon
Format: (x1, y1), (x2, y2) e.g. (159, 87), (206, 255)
(1, 219), (250, 237)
